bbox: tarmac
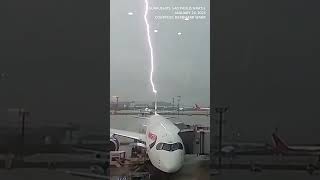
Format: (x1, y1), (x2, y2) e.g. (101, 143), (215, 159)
(0, 168), (99, 180)
(211, 169), (320, 180)
(109, 154), (210, 180)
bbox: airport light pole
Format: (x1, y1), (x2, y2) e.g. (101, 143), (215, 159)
(214, 106), (229, 169)
(18, 108), (30, 159)
(177, 96), (181, 116)
(8, 107), (29, 159)
(112, 96), (119, 113)
(116, 96), (119, 112)
(172, 97), (175, 110)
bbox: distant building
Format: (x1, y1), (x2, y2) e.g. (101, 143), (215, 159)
(109, 100), (189, 111)
(129, 101), (135, 109)
(151, 101), (173, 110)
(109, 101), (133, 110)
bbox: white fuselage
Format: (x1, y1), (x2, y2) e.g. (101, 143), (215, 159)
(145, 114), (185, 173)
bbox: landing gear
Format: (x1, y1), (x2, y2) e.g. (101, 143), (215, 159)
(130, 160), (173, 179)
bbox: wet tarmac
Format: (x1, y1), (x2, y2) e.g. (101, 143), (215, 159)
(0, 169), (95, 180)
(110, 155), (210, 180)
(211, 169), (320, 180)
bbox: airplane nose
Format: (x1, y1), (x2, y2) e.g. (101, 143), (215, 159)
(161, 153), (183, 173)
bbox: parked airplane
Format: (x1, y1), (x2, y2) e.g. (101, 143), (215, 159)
(194, 104), (210, 111)
(178, 104), (210, 111)
(127, 108), (153, 116)
(178, 106), (193, 111)
(110, 114), (185, 173)
(272, 132), (320, 155)
(131, 108), (177, 116)
(140, 107), (153, 114)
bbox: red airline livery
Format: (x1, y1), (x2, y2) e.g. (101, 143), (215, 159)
(148, 132), (157, 141)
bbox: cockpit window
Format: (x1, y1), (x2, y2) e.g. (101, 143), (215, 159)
(156, 143), (163, 150)
(162, 143), (171, 151)
(155, 142), (183, 151)
(172, 143), (179, 151)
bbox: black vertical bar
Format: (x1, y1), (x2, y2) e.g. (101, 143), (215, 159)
(218, 111), (222, 169)
(21, 110), (25, 158)
(200, 131), (205, 155)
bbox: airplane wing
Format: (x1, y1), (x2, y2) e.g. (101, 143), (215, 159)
(164, 116), (176, 119)
(110, 128), (146, 142)
(289, 146), (320, 151)
(130, 115), (149, 119)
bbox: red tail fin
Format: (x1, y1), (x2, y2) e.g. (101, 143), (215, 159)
(272, 133), (290, 154)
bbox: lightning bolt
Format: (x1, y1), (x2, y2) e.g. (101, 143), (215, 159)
(144, 0), (158, 112)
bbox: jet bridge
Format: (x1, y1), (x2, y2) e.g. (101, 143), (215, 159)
(176, 123), (210, 155)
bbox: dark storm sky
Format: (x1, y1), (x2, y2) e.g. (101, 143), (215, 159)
(213, 0), (320, 143)
(0, 0), (108, 131)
